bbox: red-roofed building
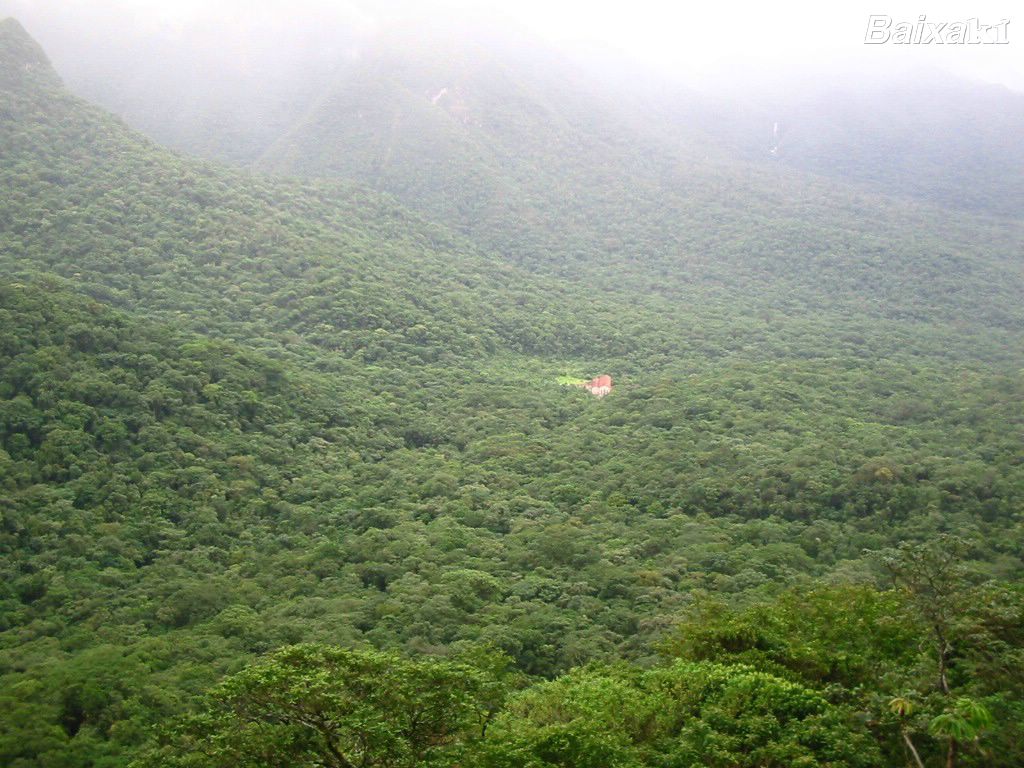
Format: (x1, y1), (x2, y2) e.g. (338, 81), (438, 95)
(584, 375), (612, 397)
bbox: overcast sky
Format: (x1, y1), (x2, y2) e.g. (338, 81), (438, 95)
(3, 0), (1022, 91)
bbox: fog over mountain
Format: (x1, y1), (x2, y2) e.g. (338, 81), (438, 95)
(4, 0), (1023, 89)
(3, 0), (1022, 215)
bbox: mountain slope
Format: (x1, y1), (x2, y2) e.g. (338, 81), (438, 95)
(0, 19), (652, 366)
(774, 76), (1024, 217)
(706, 73), (1024, 218)
(252, 28), (1024, 355)
(12, 6), (1023, 219)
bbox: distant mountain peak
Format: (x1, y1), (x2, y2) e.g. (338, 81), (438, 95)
(0, 17), (58, 88)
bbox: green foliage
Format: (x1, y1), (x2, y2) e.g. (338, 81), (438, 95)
(0, 18), (1021, 768)
(663, 576), (1024, 767)
(141, 648), (880, 768)
(662, 585), (920, 690)
(136, 645), (488, 768)
(929, 698), (993, 743)
(469, 659), (879, 767)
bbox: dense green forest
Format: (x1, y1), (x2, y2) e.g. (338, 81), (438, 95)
(1, 16), (1022, 768)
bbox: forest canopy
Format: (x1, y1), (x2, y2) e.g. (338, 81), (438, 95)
(0, 14), (1022, 768)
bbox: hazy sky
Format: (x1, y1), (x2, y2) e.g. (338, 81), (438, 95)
(3, 0), (1022, 90)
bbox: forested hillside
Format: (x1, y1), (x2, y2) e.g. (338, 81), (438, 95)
(624, 70), (1024, 219)
(253, 29), (1024, 291)
(744, 75), (1024, 218)
(1, 15), (1022, 768)
(247, 30), (1024, 386)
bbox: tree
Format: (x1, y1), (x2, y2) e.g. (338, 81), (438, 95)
(135, 645), (488, 768)
(928, 698), (992, 768)
(883, 536), (972, 696)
